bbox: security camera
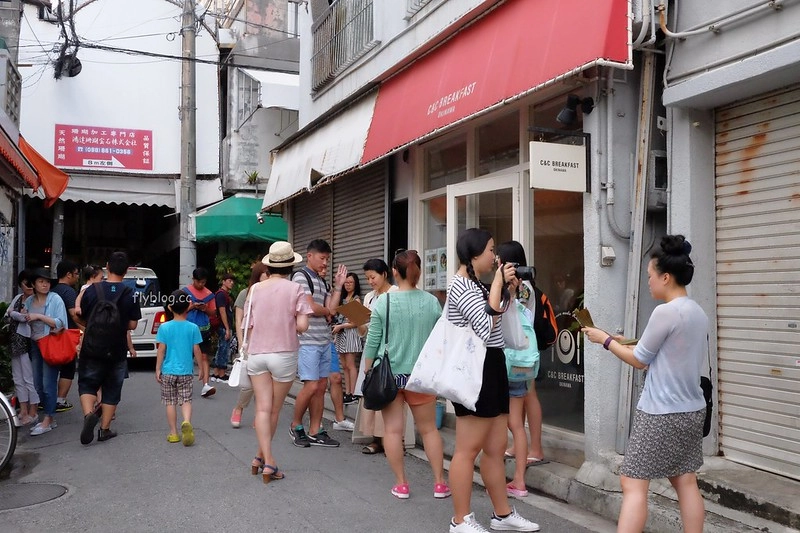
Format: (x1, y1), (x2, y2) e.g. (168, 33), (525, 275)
(256, 213), (264, 224)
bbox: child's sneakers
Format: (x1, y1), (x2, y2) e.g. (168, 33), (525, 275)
(201, 383), (216, 398)
(391, 482), (410, 499)
(167, 433), (180, 443)
(230, 408), (242, 428)
(180, 421), (195, 446)
(434, 482), (452, 499)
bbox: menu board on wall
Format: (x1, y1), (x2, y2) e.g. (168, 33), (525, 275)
(424, 249), (438, 290)
(437, 247), (448, 290)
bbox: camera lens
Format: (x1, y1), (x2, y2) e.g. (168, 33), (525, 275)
(514, 266), (536, 282)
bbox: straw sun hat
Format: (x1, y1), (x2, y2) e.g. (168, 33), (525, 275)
(262, 241), (303, 268)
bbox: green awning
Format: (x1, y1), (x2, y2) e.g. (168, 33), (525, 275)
(193, 195), (287, 243)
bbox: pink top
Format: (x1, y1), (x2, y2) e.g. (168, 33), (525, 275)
(244, 277), (312, 354)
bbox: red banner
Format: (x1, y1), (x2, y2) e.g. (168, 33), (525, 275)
(54, 124), (154, 170)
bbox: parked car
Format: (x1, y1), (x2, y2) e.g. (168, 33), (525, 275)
(102, 266), (166, 359)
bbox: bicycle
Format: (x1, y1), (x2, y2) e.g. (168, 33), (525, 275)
(0, 390), (18, 473)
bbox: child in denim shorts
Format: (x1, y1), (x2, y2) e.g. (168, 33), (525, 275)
(155, 290), (205, 446)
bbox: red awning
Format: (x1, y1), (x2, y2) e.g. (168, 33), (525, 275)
(361, 0), (631, 164)
(0, 127), (39, 189)
(19, 135), (70, 208)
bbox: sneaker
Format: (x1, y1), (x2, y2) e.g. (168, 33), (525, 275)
(343, 394), (358, 405)
(56, 401), (73, 413)
(97, 428), (117, 442)
(30, 422), (54, 436)
(216, 375), (228, 384)
(180, 421), (195, 446)
(391, 482), (410, 499)
(434, 482), (452, 499)
(167, 433), (180, 443)
(80, 413), (99, 445)
(489, 508), (540, 531)
(209, 376), (218, 383)
(201, 383), (216, 398)
(230, 408), (242, 428)
(290, 425), (311, 448)
(308, 429), (339, 447)
(506, 483), (528, 499)
(451, 513), (490, 533)
(332, 419), (354, 431)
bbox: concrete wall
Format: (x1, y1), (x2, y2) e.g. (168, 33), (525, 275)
(18, 0), (220, 174)
(662, 0), (800, 108)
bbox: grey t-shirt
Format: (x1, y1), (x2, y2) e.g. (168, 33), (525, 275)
(292, 268), (331, 345)
(28, 301), (47, 341)
(633, 296), (708, 415)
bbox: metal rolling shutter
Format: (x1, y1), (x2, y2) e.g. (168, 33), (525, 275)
(715, 85), (800, 481)
(292, 185), (333, 275)
(332, 163), (387, 286)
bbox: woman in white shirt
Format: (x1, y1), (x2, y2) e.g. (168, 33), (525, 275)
(583, 235), (707, 533)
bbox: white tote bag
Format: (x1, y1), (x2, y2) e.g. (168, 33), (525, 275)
(501, 299), (529, 350)
(406, 296), (486, 411)
(228, 289), (254, 389)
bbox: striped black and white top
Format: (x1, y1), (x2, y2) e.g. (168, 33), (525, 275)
(446, 275), (505, 348)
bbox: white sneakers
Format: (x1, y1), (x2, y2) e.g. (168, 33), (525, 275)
(450, 509), (540, 533)
(489, 508), (540, 531)
(332, 419), (355, 431)
(450, 513), (490, 533)
(201, 383), (216, 398)
(30, 419), (57, 436)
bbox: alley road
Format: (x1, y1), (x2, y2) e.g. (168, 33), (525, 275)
(1, 361), (616, 533)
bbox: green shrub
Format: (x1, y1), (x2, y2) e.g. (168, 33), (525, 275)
(214, 251), (262, 295)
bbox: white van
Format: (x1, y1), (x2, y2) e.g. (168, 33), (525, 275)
(102, 266), (166, 359)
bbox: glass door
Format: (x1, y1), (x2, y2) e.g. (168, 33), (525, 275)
(445, 175), (520, 282)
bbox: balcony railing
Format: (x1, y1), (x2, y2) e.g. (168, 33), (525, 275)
(0, 50), (21, 128)
(405, 0), (434, 19)
(311, 0), (377, 92)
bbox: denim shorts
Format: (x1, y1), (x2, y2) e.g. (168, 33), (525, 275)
(508, 380), (529, 398)
(297, 344), (331, 381)
(78, 357), (127, 405)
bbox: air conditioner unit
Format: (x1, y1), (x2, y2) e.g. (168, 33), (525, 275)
(647, 149), (667, 211)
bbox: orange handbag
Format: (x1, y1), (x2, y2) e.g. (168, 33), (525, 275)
(37, 329), (82, 366)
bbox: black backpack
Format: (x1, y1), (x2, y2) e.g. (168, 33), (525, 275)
(82, 283), (126, 360)
(293, 268), (329, 296)
(531, 285), (558, 350)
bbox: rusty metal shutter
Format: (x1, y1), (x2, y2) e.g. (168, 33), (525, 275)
(332, 163), (387, 291)
(715, 85), (800, 481)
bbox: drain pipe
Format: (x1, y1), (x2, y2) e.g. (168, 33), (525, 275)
(615, 51), (657, 454)
(604, 73), (628, 241)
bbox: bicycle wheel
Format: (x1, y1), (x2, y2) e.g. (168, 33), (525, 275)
(0, 395), (18, 472)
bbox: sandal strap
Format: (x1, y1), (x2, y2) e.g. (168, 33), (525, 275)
(263, 464), (284, 479)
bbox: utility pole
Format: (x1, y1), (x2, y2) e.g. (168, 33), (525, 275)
(178, 0), (197, 284)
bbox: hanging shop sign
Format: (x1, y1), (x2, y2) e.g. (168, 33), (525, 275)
(54, 124), (154, 170)
(529, 140), (588, 192)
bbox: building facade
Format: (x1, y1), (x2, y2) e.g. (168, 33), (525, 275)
(262, 0), (800, 513)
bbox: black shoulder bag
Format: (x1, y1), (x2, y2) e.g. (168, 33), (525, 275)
(361, 295), (398, 411)
(700, 334), (714, 437)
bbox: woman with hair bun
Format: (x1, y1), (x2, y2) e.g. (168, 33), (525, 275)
(582, 235), (708, 533)
(362, 250), (449, 500)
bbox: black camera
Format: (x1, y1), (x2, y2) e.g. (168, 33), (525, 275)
(509, 263), (536, 282)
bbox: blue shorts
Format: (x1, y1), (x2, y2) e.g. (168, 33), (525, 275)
(297, 344), (331, 381)
(508, 380), (529, 398)
(329, 343), (340, 374)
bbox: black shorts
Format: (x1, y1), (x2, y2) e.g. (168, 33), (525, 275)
(78, 357), (127, 405)
(199, 329), (212, 356)
(58, 357), (77, 380)
(453, 347), (510, 418)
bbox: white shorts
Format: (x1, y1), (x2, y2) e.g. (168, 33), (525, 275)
(246, 351), (298, 383)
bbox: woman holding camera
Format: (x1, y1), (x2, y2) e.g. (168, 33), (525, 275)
(447, 229), (539, 533)
(582, 235), (707, 533)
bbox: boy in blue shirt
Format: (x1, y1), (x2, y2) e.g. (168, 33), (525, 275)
(155, 290), (205, 446)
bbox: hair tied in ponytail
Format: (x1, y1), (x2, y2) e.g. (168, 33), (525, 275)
(682, 240), (692, 255)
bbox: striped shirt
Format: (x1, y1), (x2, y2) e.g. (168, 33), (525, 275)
(446, 275), (505, 348)
(292, 267), (331, 345)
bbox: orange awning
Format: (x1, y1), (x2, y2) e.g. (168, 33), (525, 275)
(19, 135), (70, 208)
(0, 127), (39, 189)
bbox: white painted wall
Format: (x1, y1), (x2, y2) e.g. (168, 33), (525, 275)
(297, 0), (494, 126)
(18, 0), (220, 174)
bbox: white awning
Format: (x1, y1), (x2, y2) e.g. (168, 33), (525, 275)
(262, 91), (377, 210)
(27, 174), (222, 209)
(241, 69), (300, 111)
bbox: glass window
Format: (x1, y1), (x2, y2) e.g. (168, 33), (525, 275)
(478, 111), (519, 175)
(424, 135), (466, 192)
(421, 196), (448, 297)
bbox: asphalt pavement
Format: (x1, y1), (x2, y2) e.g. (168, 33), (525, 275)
(0, 360), (616, 533)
